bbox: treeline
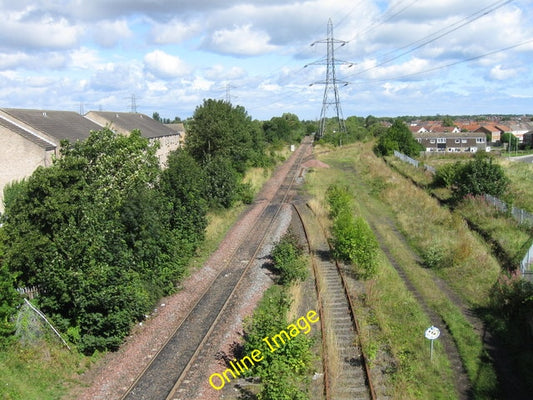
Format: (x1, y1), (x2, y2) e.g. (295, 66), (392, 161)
(0, 99), (308, 354)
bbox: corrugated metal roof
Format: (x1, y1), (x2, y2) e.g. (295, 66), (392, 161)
(86, 112), (178, 139)
(1, 108), (101, 142)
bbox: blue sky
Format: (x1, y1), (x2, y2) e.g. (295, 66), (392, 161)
(0, 0), (532, 121)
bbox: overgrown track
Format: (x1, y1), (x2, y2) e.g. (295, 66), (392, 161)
(293, 203), (376, 400)
(120, 138), (312, 400)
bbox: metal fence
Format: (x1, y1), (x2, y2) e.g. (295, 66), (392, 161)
(483, 194), (533, 228)
(393, 151), (533, 277)
(424, 164), (436, 175)
(16, 286), (40, 299)
(521, 242), (533, 279)
(394, 150), (419, 168)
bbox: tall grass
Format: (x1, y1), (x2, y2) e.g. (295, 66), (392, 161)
(305, 151), (457, 399)
(0, 341), (93, 400)
(307, 142), (501, 398)
(498, 158), (533, 212)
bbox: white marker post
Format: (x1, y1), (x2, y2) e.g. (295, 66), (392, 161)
(424, 325), (440, 361)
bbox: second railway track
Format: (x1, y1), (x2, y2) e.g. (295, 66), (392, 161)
(293, 202), (377, 400)
(120, 138), (312, 400)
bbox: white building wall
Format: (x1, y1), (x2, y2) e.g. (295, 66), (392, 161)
(0, 128), (54, 212)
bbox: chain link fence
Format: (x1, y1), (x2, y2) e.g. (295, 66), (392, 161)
(393, 151), (533, 277)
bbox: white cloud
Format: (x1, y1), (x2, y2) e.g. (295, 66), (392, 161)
(259, 82), (282, 92)
(69, 48), (101, 70)
(204, 64), (246, 80)
(0, 10), (82, 50)
(0, 52), (32, 70)
(90, 62), (143, 91)
(144, 50), (191, 79)
(150, 19), (202, 44)
(92, 19), (133, 47)
(489, 65), (518, 81)
(204, 24), (277, 56)
(359, 57), (431, 81)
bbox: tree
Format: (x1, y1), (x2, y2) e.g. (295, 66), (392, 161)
(186, 99), (255, 173)
(442, 115), (455, 127)
(160, 149), (208, 251)
(0, 228), (19, 347)
(1, 129), (184, 354)
(374, 119), (423, 157)
(203, 155), (240, 208)
(453, 153), (510, 199)
(365, 115), (379, 129)
(152, 112), (161, 122)
(501, 132), (519, 149)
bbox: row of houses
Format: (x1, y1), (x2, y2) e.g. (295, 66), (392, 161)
(0, 108), (185, 212)
(408, 120), (533, 153)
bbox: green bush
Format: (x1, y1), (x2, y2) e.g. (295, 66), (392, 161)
(272, 232), (308, 285)
(421, 243), (451, 269)
(434, 162), (462, 188)
(453, 154), (510, 200)
(238, 182), (255, 205)
(332, 213), (379, 279)
(326, 184), (352, 219)
(374, 119), (423, 157)
(327, 184), (379, 279)
(243, 285), (313, 400)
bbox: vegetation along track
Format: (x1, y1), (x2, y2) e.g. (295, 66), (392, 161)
(293, 202), (376, 400)
(120, 137), (312, 400)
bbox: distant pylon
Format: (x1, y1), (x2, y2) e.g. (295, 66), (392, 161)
(306, 19), (354, 139)
(225, 83), (237, 104)
(130, 94), (137, 113)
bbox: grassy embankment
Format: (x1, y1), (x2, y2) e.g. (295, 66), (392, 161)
(0, 155), (281, 400)
(387, 154), (533, 271)
(305, 142), (500, 399)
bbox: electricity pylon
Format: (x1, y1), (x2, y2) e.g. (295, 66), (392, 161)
(306, 18), (353, 139)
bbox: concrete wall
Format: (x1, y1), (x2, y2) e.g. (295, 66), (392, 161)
(0, 128), (53, 213)
(153, 134), (182, 167)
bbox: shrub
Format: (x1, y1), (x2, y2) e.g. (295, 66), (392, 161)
(326, 184), (379, 279)
(326, 184), (352, 219)
(272, 232), (307, 285)
(421, 243), (451, 269)
(434, 162), (462, 188)
(453, 154), (510, 200)
(243, 285), (312, 400)
(332, 213), (379, 279)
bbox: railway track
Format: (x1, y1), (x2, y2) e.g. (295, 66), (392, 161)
(293, 203), (377, 400)
(120, 137), (312, 400)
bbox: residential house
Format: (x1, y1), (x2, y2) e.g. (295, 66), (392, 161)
(85, 111), (183, 166)
(414, 131), (488, 153)
(524, 131), (533, 148)
(0, 108), (102, 212)
(475, 124), (508, 144)
(509, 122), (533, 143)
(0, 108), (184, 213)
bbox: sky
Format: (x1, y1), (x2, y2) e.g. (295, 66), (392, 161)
(0, 0), (532, 121)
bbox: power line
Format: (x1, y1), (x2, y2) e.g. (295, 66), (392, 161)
(358, 38), (533, 84)
(344, 0), (420, 44)
(347, 0), (514, 79)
